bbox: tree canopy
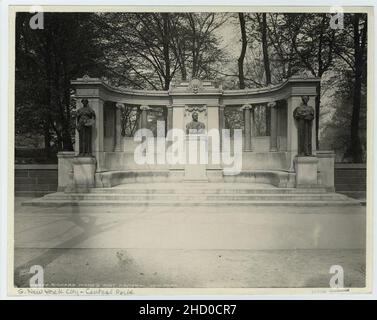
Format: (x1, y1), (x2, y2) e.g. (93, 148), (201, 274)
(15, 11), (368, 162)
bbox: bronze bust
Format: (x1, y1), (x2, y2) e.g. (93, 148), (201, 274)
(186, 112), (205, 134)
(76, 99), (96, 156)
(293, 95), (314, 156)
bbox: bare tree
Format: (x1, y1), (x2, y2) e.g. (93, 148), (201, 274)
(238, 13), (247, 89)
(334, 13), (367, 162)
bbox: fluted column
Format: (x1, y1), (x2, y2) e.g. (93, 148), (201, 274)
(219, 104), (225, 151)
(140, 105), (150, 129)
(242, 104), (252, 151)
(268, 101), (278, 151)
(266, 105), (271, 135)
(251, 106), (255, 136)
(88, 98), (104, 171)
(114, 103), (124, 152)
(167, 104), (173, 132)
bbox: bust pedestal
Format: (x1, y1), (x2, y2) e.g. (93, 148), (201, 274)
(294, 156), (318, 188)
(66, 156), (96, 193)
(184, 134), (208, 182)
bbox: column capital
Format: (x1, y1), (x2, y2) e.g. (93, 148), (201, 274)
(166, 104), (173, 109)
(219, 104), (226, 110)
(115, 102), (125, 110)
(241, 104), (252, 110)
(140, 105), (150, 111)
(267, 101), (277, 108)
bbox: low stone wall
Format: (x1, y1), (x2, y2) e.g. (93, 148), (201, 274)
(15, 161), (364, 197)
(334, 163), (366, 199)
(15, 164), (58, 197)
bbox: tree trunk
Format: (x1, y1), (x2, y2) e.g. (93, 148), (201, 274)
(162, 13), (171, 90)
(43, 121), (52, 158)
(238, 13), (247, 89)
(261, 13), (271, 85)
(260, 13), (272, 133)
(349, 73), (363, 162)
(315, 84), (321, 150)
(348, 14), (364, 163)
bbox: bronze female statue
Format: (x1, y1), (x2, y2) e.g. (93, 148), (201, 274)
(293, 96), (314, 156)
(76, 99), (96, 156)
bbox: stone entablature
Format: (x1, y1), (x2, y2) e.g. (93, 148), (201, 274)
(71, 76), (320, 106)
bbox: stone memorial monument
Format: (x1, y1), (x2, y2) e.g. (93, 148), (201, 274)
(52, 74), (337, 192)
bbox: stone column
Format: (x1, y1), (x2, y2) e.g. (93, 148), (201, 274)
(268, 101), (278, 151)
(74, 99), (81, 156)
(265, 106), (271, 135)
(140, 105), (150, 129)
(88, 98), (105, 171)
(114, 103), (124, 152)
(167, 104), (173, 132)
(286, 96), (301, 170)
(242, 104), (252, 151)
(219, 104), (225, 151)
(251, 106), (255, 137)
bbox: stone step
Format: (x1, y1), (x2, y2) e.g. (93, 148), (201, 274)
(41, 193), (348, 202)
(335, 184), (367, 191)
(22, 182), (360, 207)
(22, 198), (360, 207)
(89, 188), (327, 195)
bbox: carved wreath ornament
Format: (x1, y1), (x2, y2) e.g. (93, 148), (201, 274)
(185, 105), (207, 117)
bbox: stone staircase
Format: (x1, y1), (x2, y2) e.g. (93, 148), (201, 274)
(23, 182), (360, 207)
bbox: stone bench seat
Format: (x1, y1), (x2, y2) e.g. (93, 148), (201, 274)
(94, 169), (297, 188)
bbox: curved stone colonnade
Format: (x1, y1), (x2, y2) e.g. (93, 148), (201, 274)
(60, 75), (335, 190)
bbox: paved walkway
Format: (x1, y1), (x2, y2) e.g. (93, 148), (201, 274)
(13, 197), (367, 288)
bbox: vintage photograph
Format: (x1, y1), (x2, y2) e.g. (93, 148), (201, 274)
(10, 6), (370, 293)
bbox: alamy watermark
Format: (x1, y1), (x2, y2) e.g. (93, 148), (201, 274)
(134, 121), (243, 175)
(329, 265), (344, 288)
(29, 6), (44, 30)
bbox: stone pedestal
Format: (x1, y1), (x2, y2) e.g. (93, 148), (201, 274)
(184, 134), (208, 182)
(294, 156), (318, 188)
(316, 150), (335, 191)
(70, 157), (97, 192)
(57, 151), (75, 191)
(184, 164), (208, 182)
